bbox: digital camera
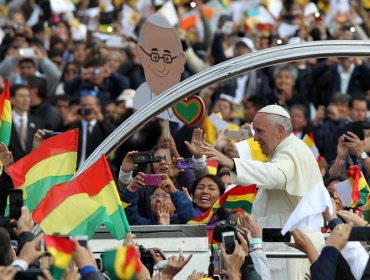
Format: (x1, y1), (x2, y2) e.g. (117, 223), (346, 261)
(213, 214), (246, 243)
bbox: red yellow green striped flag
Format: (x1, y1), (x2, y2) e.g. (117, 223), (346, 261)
(0, 80), (11, 171)
(102, 245), (142, 280)
(44, 235), (76, 280)
(188, 184), (256, 224)
(303, 133), (323, 164)
(346, 165), (370, 208)
(33, 155), (131, 239)
(7, 129), (78, 212)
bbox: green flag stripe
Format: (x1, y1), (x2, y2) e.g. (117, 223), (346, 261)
(0, 120), (11, 145)
(68, 207), (108, 239)
(25, 175), (73, 212)
(104, 205), (131, 239)
(223, 201), (253, 213)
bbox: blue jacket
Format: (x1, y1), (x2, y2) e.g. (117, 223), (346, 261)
(122, 188), (198, 225)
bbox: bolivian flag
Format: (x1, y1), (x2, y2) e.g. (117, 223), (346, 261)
(33, 155), (130, 239)
(0, 80), (11, 171)
(7, 129), (78, 212)
(188, 184), (256, 224)
(102, 245), (142, 280)
(44, 235), (76, 280)
(346, 165), (370, 208)
(303, 133), (323, 164)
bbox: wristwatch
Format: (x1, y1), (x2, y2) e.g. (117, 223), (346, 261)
(358, 151), (368, 163)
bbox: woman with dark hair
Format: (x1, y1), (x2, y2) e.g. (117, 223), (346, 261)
(119, 144), (197, 225)
(190, 174), (227, 231)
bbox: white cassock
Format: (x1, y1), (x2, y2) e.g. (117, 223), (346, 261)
(231, 133), (325, 280)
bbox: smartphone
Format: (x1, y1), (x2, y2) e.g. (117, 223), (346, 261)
(39, 237), (45, 252)
(226, 129), (249, 140)
(14, 269), (44, 280)
(44, 132), (61, 140)
(344, 121), (364, 140)
(222, 231), (236, 255)
(9, 189), (23, 220)
(133, 151), (154, 164)
(348, 227), (370, 241)
(18, 48), (35, 58)
(262, 228), (291, 242)
(75, 235), (88, 247)
(176, 158), (194, 170)
(142, 174), (161, 186)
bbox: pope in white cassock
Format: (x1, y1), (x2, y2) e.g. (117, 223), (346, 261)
(202, 104), (325, 280)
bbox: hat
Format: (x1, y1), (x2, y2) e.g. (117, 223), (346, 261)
(258, 104), (290, 119)
(116, 89), (135, 108)
(234, 37), (256, 52)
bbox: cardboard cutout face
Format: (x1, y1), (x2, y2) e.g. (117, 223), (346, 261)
(133, 14), (204, 126)
(137, 23), (186, 95)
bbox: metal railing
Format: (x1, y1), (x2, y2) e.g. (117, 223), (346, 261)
(75, 40), (370, 176)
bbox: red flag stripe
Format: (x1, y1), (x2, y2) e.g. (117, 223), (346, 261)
(44, 235), (76, 253)
(0, 80), (9, 111)
(7, 129), (78, 187)
(217, 185), (257, 206)
(33, 156), (112, 223)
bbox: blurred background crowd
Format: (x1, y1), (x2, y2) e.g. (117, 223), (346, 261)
(1, 0), (370, 173)
(2, 0), (370, 279)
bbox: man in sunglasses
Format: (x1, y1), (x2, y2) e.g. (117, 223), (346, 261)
(133, 14), (187, 123)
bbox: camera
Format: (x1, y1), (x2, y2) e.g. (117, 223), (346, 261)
(133, 151), (155, 164)
(213, 214), (246, 243)
(77, 108), (92, 117)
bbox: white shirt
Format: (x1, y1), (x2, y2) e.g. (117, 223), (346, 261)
(12, 111), (28, 129)
(12, 111), (28, 132)
(79, 119), (97, 168)
(234, 74), (248, 104)
(338, 63), (355, 93)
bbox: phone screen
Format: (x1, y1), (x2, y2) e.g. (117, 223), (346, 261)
(262, 228), (291, 242)
(222, 232), (235, 255)
(142, 174), (161, 186)
(9, 189), (23, 220)
(344, 121), (364, 140)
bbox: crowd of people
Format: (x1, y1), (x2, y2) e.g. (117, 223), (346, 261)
(1, 0), (370, 279)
